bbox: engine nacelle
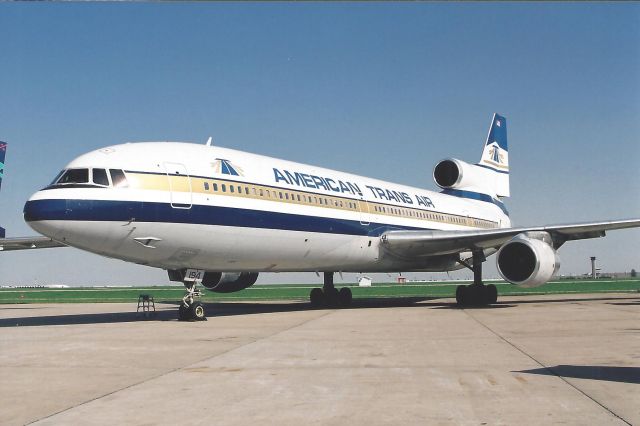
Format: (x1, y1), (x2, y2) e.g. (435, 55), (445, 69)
(496, 233), (560, 288)
(201, 272), (259, 293)
(167, 269), (259, 293)
(433, 158), (487, 190)
(433, 158), (509, 197)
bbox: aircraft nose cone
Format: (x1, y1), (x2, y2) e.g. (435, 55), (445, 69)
(23, 196), (67, 239)
(24, 197), (63, 222)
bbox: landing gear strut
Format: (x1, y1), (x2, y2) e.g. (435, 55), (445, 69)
(456, 251), (498, 307)
(179, 281), (207, 321)
(309, 272), (352, 308)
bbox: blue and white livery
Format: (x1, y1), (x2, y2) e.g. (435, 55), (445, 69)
(2, 114), (639, 320)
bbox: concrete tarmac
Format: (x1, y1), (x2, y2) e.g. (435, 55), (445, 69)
(1, 293), (638, 425)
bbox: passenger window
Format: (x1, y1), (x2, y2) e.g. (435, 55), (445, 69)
(109, 169), (128, 188)
(259, 189), (264, 196)
(245, 187), (249, 195)
(230, 186), (234, 193)
(222, 184), (227, 192)
(58, 168), (89, 184)
(93, 168), (109, 186)
(213, 183), (218, 191)
(204, 182), (210, 191)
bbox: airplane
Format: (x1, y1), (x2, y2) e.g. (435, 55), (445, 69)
(1, 114), (638, 320)
(0, 141), (6, 238)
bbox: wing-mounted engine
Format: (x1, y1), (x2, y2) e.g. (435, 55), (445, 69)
(201, 272), (259, 293)
(168, 269), (259, 293)
(496, 232), (560, 288)
(433, 158), (509, 198)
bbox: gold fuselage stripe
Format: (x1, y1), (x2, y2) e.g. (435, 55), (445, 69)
(125, 171), (499, 229)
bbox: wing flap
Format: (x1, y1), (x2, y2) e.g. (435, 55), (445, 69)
(381, 219), (640, 258)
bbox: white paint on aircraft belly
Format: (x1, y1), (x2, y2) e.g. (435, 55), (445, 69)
(56, 220), (382, 272)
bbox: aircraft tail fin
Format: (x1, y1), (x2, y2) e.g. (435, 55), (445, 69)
(0, 141), (6, 190)
(477, 114), (510, 197)
(0, 142), (6, 236)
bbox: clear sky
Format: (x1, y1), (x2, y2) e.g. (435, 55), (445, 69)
(0, 3), (638, 286)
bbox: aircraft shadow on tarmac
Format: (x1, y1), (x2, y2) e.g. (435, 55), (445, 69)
(0, 296), (508, 327)
(0, 294), (637, 327)
(0, 297), (438, 327)
(516, 365), (640, 385)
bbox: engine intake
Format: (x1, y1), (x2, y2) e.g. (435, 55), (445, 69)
(496, 233), (560, 288)
(433, 159), (462, 188)
(433, 159), (463, 188)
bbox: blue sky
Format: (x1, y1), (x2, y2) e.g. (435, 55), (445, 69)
(0, 3), (638, 285)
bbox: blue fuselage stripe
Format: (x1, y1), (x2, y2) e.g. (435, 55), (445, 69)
(24, 199), (431, 237)
(475, 163), (510, 175)
(440, 189), (509, 216)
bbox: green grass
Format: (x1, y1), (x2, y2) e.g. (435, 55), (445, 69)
(0, 279), (638, 304)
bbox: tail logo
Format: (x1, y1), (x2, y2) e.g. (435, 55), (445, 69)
(488, 143), (504, 164)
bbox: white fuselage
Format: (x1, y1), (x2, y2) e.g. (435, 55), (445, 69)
(24, 142), (511, 273)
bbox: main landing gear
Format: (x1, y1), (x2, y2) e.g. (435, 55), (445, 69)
(309, 272), (353, 308)
(178, 281), (207, 321)
(456, 251), (498, 307)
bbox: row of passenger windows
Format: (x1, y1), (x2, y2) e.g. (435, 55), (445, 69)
(372, 204), (481, 226)
(201, 180), (495, 228)
(50, 168), (129, 188)
(202, 181), (358, 209)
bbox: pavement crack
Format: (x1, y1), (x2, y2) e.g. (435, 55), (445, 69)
(463, 309), (632, 426)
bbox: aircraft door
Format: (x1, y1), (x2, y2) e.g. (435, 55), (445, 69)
(164, 162), (192, 209)
(358, 197), (371, 226)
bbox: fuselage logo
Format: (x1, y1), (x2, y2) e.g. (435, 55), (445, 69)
(212, 159), (244, 176)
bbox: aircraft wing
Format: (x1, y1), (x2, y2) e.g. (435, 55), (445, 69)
(0, 236), (67, 251)
(380, 219), (640, 258)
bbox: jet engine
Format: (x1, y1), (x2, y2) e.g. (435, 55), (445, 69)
(433, 158), (485, 190)
(496, 233), (560, 288)
(167, 269), (259, 293)
(201, 272), (259, 293)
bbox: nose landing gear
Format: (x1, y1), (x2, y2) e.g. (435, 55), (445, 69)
(309, 272), (353, 308)
(178, 276), (207, 321)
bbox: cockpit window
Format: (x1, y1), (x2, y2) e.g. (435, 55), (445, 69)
(92, 168), (109, 186)
(57, 169), (89, 184)
(110, 169), (129, 188)
(50, 170), (65, 186)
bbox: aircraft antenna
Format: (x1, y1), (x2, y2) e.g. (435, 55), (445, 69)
(205, 136), (213, 146)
